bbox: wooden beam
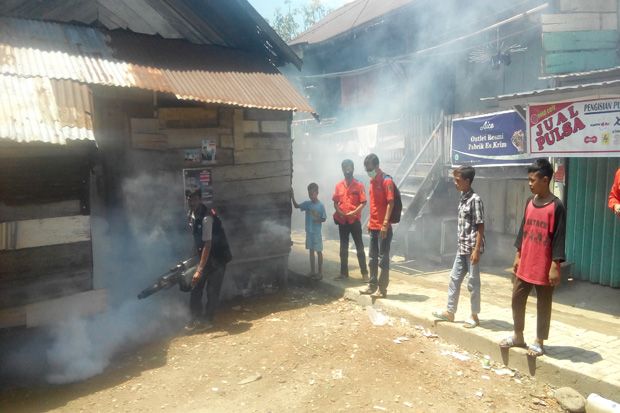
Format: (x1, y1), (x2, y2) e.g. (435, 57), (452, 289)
(0, 200), (82, 222)
(0, 241), (92, 282)
(542, 13), (617, 32)
(545, 50), (620, 73)
(131, 132), (168, 150)
(233, 109), (245, 151)
(211, 161), (291, 182)
(560, 0), (617, 13)
(543, 30), (619, 51)
(213, 176), (291, 201)
(0, 269), (93, 309)
(234, 149), (292, 164)
(243, 137), (292, 150)
(0, 216), (91, 250)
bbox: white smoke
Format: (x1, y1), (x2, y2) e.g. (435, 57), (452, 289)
(39, 171), (192, 384)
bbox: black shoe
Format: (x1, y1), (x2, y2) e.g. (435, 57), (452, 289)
(334, 274), (349, 280)
(359, 286), (377, 295)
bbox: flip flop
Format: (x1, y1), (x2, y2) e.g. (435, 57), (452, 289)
(499, 336), (527, 349)
(432, 311), (454, 322)
(527, 343), (545, 357)
(463, 319), (479, 329)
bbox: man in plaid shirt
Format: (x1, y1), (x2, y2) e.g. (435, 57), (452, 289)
(433, 165), (485, 328)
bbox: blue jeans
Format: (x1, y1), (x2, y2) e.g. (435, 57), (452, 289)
(368, 228), (392, 293)
(447, 254), (481, 315)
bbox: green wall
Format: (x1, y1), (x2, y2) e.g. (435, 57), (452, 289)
(566, 158), (620, 287)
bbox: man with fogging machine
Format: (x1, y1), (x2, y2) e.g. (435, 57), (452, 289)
(185, 190), (232, 332)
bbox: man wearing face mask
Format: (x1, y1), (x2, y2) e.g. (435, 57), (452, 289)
(332, 159), (369, 281)
(360, 153), (394, 298)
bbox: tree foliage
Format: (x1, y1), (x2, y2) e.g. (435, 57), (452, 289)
(270, 0), (331, 42)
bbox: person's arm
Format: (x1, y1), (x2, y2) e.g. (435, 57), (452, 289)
(334, 201), (345, 216)
(381, 199), (394, 239)
(609, 169), (620, 215)
(291, 189), (300, 209)
(320, 204), (326, 223)
(380, 179), (395, 239)
(470, 196), (485, 265)
(471, 223), (484, 265)
(549, 198), (567, 286)
(192, 215), (213, 286)
(346, 201), (366, 216)
(513, 199), (528, 275)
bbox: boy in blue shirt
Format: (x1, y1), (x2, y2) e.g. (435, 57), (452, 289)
(292, 183), (326, 280)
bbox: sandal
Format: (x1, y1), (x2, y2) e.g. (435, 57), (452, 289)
(527, 343), (545, 357)
(499, 336), (527, 349)
(432, 310), (454, 322)
(463, 319), (479, 329)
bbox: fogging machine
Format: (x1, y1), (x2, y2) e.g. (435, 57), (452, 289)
(137, 256), (197, 299)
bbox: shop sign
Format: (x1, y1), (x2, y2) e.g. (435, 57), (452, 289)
(451, 110), (533, 167)
(528, 98), (620, 157)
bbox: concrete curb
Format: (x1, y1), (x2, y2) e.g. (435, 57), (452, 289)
(292, 272), (620, 400)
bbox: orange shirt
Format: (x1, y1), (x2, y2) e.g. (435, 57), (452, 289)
(609, 168), (620, 211)
(368, 169), (395, 230)
(332, 178), (367, 224)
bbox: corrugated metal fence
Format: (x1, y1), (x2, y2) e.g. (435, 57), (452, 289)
(566, 158), (620, 287)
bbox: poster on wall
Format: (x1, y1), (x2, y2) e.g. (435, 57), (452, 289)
(528, 98), (620, 157)
(183, 168), (214, 205)
(201, 139), (217, 163)
(451, 110), (533, 167)
(184, 149), (201, 164)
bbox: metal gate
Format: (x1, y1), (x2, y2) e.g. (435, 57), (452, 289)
(566, 158), (620, 287)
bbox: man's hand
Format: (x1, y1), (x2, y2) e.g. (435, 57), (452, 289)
(471, 249), (480, 265)
(512, 252), (520, 275)
(548, 262), (561, 286)
(191, 269), (203, 287)
(615, 204), (620, 216)
(380, 223), (389, 239)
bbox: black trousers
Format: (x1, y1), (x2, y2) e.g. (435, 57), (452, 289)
(338, 220), (368, 276)
(190, 261), (226, 322)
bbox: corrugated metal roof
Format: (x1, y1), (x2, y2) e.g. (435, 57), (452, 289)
(0, 18), (314, 113)
(0, 0), (302, 69)
(0, 75), (95, 144)
(290, 0), (415, 46)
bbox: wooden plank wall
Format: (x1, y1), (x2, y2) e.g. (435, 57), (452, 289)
(126, 104), (293, 295)
(0, 151), (94, 309)
(542, 1), (619, 74)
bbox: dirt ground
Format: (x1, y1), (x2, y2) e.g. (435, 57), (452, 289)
(0, 282), (562, 413)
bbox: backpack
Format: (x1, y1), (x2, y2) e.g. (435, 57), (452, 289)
(384, 175), (403, 224)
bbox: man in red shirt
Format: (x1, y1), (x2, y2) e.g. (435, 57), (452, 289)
(359, 153), (394, 298)
(608, 167), (620, 216)
(500, 158), (566, 357)
(333, 159), (369, 281)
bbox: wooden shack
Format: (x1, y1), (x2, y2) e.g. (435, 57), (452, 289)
(0, 2), (313, 328)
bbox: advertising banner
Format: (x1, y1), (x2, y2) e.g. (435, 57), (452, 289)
(451, 111), (532, 167)
(183, 168), (214, 205)
(528, 98), (620, 157)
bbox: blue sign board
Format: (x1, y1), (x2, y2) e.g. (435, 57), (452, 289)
(451, 111), (533, 167)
